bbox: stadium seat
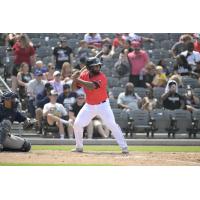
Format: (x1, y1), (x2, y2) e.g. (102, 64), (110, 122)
(108, 77), (119, 88)
(182, 76), (200, 88)
(110, 87), (124, 99)
(153, 87), (165, 100)
(128, 110), (152, 137)
(109, 98), (118, 108)
(169, 109), (193, 138)
(134, 87), (149, 98)
(194, 88), (200, 96)
(149, 109), (171, 137)
(191, 110), (200, 138)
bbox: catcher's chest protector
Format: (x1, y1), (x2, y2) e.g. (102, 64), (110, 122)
(3, 134), (27, 150)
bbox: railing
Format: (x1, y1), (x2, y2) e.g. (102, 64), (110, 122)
(0, 75), (12, 92)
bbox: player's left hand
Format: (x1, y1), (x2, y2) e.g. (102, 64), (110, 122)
(71, 71), (80, 80)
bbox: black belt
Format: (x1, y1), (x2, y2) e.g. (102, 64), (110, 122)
(98, 100), (106, 104)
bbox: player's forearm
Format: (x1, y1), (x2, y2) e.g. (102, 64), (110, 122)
(76, 78), (95, 90)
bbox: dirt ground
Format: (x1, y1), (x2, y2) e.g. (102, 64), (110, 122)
(1, 150), (200, 165)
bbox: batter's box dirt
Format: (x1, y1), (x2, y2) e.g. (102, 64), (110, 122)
(1, 151), (200, 165)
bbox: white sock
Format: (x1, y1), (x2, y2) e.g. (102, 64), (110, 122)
(60, 119), (69, 125)
(60, 134), (65, 139)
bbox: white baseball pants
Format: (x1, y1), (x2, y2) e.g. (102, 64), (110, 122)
(73, 99), (128, 149)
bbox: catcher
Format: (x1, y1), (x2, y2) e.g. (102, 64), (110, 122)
(0, 91), (31, 152)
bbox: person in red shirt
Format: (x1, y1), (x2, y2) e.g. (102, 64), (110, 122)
(193, 33), (200, 53)
(12, 34), (36, 92)
(71, 57), (128, 154)
(128, 41), (149, 87)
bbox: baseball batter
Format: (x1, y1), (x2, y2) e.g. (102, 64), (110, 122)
(71, 57), (128, 154)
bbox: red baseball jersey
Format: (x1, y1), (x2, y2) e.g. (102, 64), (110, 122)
(78, 70), (108, 105)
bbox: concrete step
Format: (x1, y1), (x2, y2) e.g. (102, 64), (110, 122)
(26, 138), (200, 146)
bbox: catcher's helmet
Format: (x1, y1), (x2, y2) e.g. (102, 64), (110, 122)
(86, 57), (102, 70)
(2, 91), (18, 101)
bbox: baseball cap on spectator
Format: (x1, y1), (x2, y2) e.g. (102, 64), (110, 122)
(132, 41), (141, 49)
(34, 69), (43, 76)
(63, 83), (70, 90)
(45, 82), (53, 90)
(50, 90), (58, 96)
(53, 71), (61, 77)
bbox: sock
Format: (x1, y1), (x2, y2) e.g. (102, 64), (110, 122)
(60, 134), (65, 139)
(60, 119), (69, 125)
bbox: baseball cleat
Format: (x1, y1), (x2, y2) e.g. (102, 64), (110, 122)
(71, 148), (83, 153)
(122, 147), (129, 154)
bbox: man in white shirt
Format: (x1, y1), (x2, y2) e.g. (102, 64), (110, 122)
(27, 69), (46, 117)
(117, 82), (142, 111)
(43, 90), (70, 139)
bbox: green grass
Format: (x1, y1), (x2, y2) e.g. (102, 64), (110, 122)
(32, 145), (200, 152)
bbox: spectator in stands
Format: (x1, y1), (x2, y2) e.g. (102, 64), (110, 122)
(60, 62), (72, 82)
(68, 93), (93, 139)
(157, 59), (171, 76)
(151, 66), (167, 87)
(92, 116), (110, 138)
(144, 62), (156, 87)
(27, 69), (46, 118)
(57, 83), (77, 113)
(173, 54), (192, 76)
(193, 33), (200, 53)
(43, 90), (70, 139)
(101, 38), (112, 59)
(53, 37), (73, 70)
(114, 40), (132, 77)
(141, 89), (158, 111)
(49, 71), (64, 95)
(171, 34), (193, 58)
(111, 33), (125, 55)
(16, 62), (34, 102)
(35, 82), (53, 133)
(128, 33), (155, 45)
(44, 63), (55, 81)
(74, 56), (87, 70)
(180, 41), (200, 71)
(12, 34), (36, 92)
(161, 80), (185, 110)
(168, 74), (183, 88)
(34, 60), (48, 75)
(5, 33), (21, 48)
(76, 40), (92, 59)
(117, 82), (142, 111)
(84, 33), (102, 49)
(183, 86), (200, 112)
(128, 41), (149, 87)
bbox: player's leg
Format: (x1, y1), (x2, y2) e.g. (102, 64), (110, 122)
(98, 101), (128, 152)
(73, 104), (96, 149)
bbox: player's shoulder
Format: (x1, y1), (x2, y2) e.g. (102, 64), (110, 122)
(99, 72), (107, 79)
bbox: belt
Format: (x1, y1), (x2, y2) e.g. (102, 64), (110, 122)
(88, 100), (107, 105)
(98, 100), (106, 104)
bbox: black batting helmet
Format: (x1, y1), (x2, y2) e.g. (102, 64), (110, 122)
(86, 57), (102, 71)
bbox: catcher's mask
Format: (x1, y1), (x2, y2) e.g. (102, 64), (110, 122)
(86, 57), (102, 75)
